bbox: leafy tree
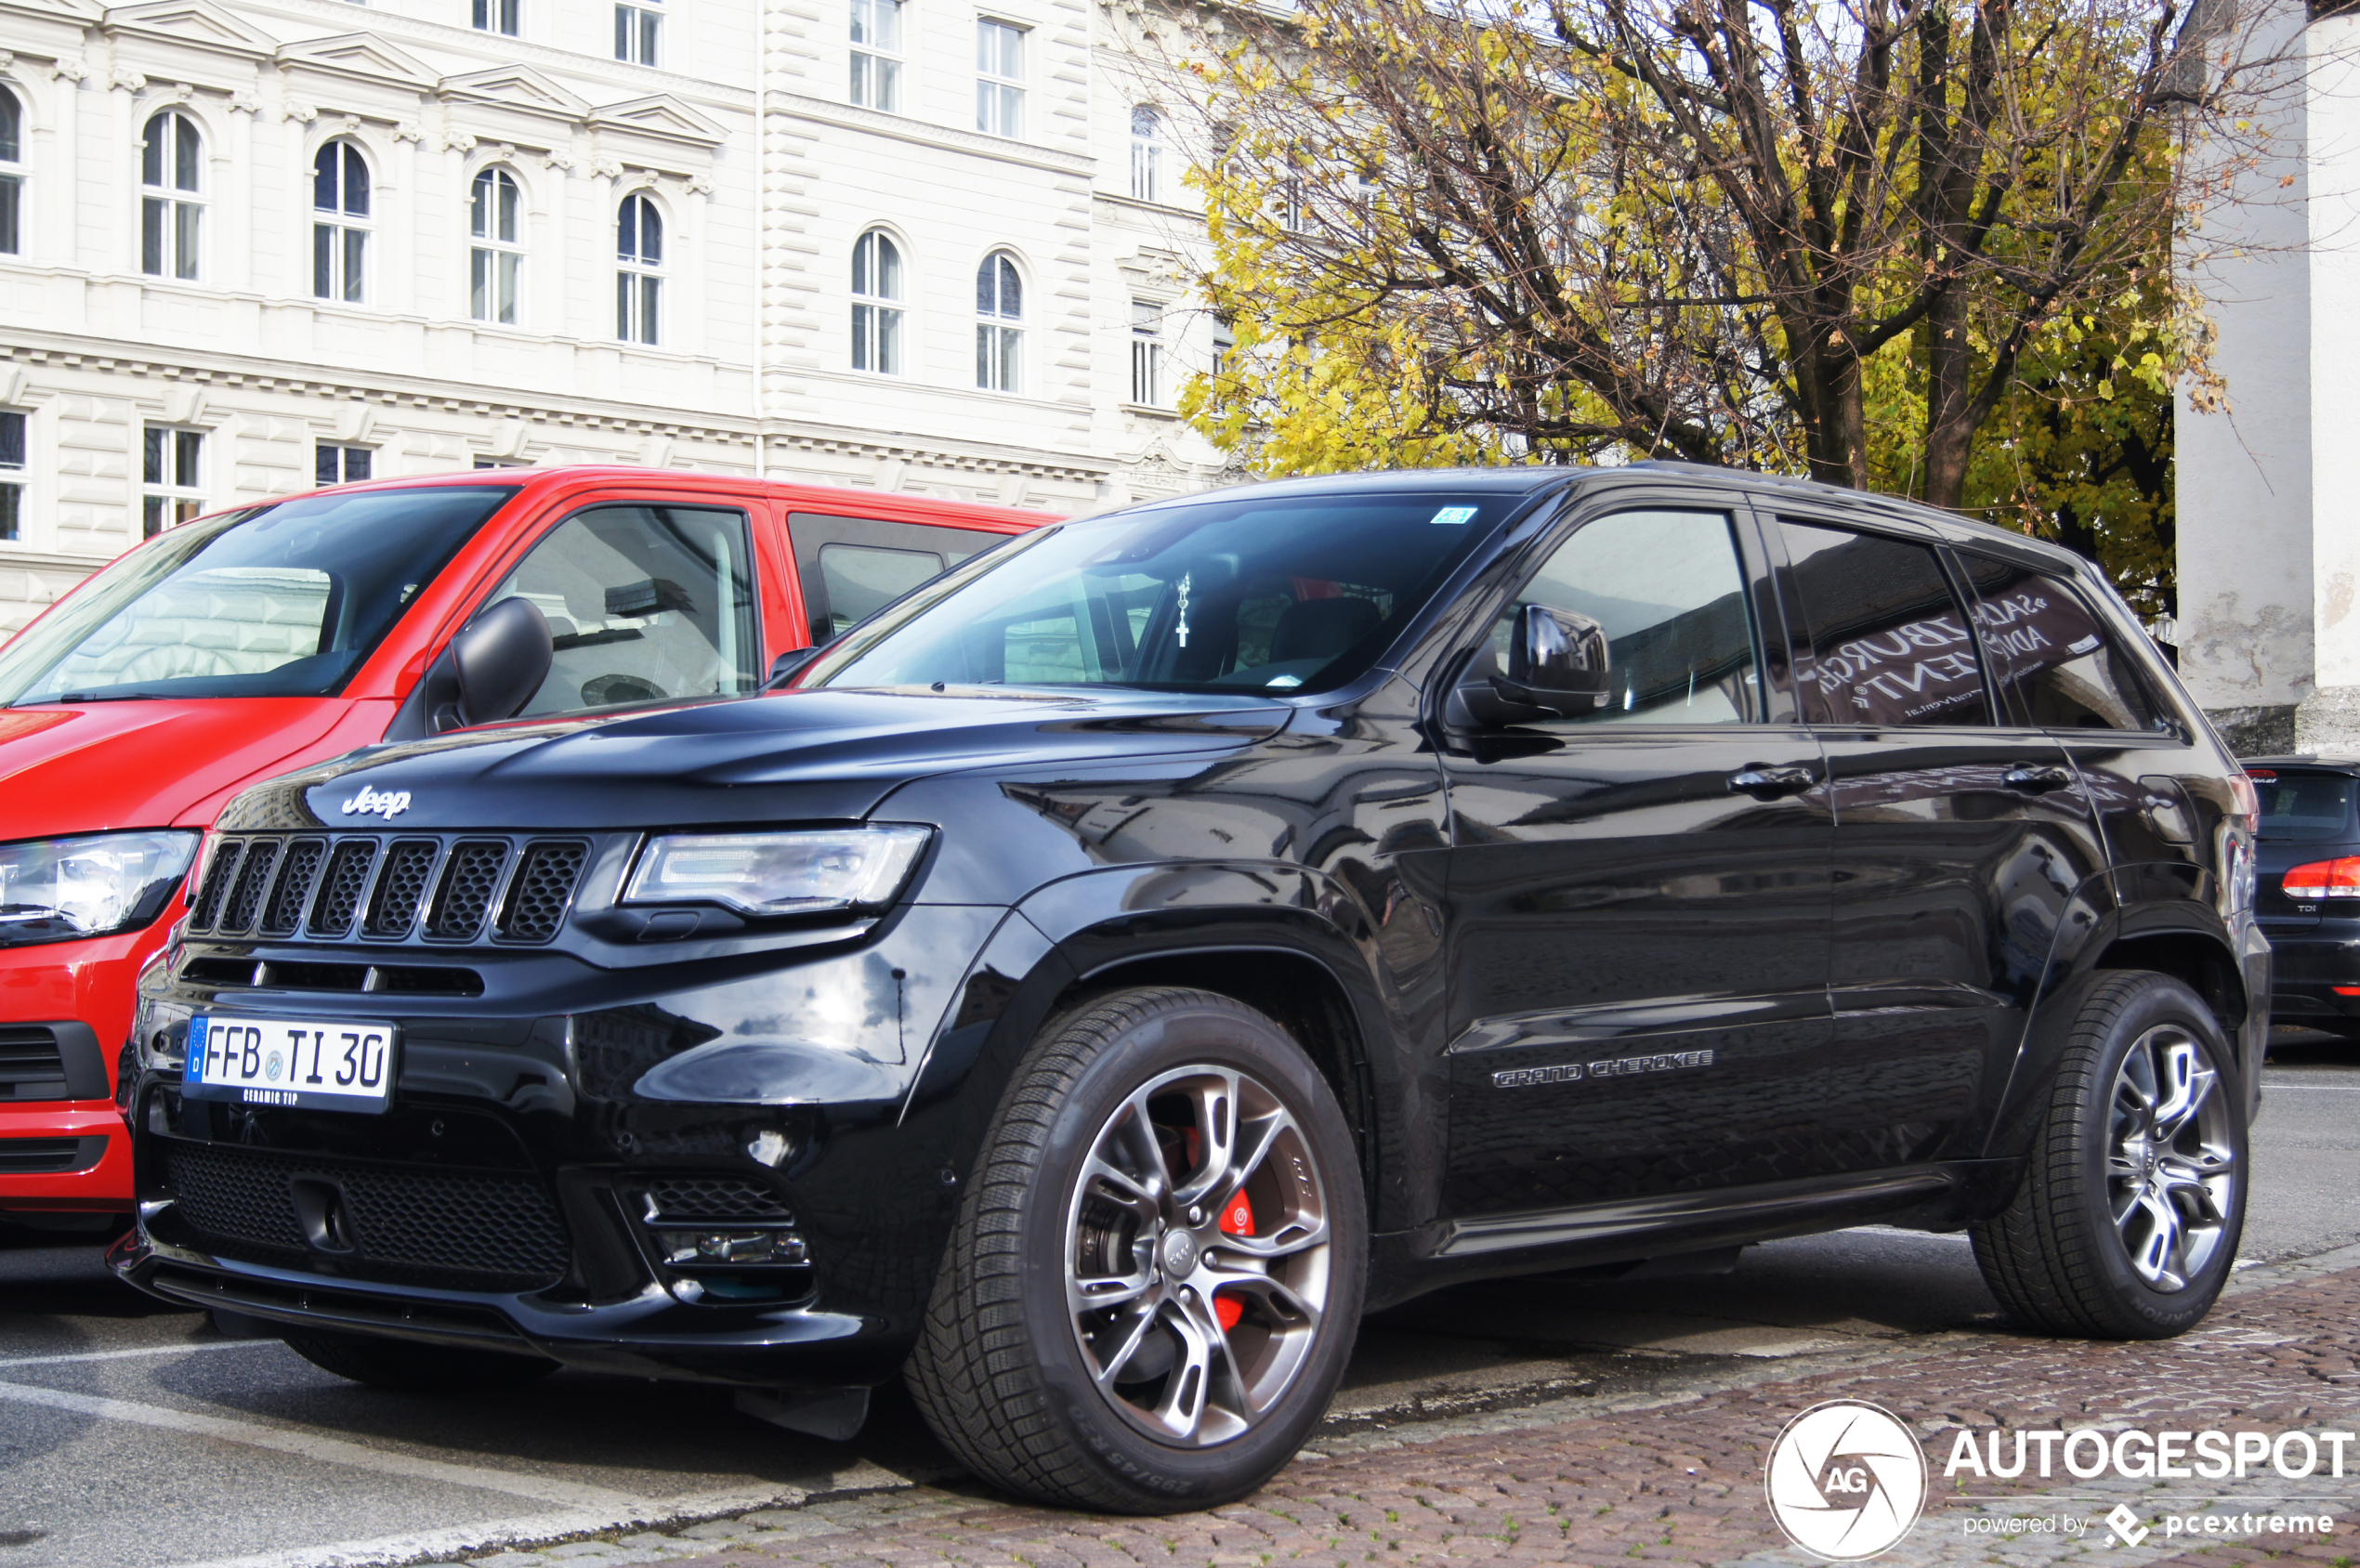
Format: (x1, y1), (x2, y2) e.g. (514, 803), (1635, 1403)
(1176, 0), (2274, 542)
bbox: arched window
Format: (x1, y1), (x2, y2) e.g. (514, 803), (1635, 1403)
(851, 229), (902, 374)
(0, 87), (22, 256)
(312, 141), (369, 304)
(1129, 105), (1161, 203)
(140, 110), (203, 281)
(617, 192), (662, 345)
(975, 251), (1021, 393)
(468, 167), (522, 325)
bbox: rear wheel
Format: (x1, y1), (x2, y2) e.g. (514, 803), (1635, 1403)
(284, 1330), (559, 1393)
(906, 987), (1365, 1513)
(1973, 973), (2246, 1339)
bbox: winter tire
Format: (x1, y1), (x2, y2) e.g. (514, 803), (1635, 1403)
(906, 987), (1366, 1513)
(1972, 972), (2246, 1339)
(283, 1330), (560, 1393)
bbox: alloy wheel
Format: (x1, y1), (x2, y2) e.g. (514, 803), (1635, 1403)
(2105, 1023), (2238, 1292)
(1064, 1064), (1334, 1446)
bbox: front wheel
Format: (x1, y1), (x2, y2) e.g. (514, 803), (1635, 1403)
(906, 987), (1366, 1513)
(1973, 972), (2247, 1339)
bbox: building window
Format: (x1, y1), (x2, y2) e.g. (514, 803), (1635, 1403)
(312, 141), (369, 304)
(469, 167), (522, 325)
(1211, 320), (1234, 380)
(0, 87), (22, 256)
(617, 192), (662, 346)
(849, 0), (902, 111)
(142, 426), (203, 537)
(140, 111), (203, 281)
(851, 229), (903, 374)
(0, 412), (21, 542)
(1130, 105), (1161, 203)
(976, 20), (1024, 137)
(474, 0), (519, 34)
(616, 0), (661, 65)
(473, 456), (525, 469)
(976, 251), (1021, 393)
(315, 444), (371, 486)
(1129, 300), (1163, 406)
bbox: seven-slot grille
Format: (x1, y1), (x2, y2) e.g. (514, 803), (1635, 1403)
(186, 832), (591, 945)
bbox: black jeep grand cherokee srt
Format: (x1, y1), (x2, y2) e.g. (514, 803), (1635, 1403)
(113, 465), (2265, 1511)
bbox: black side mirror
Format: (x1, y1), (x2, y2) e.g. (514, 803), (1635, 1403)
(444, 596), (555, 729)
(765, 646), (820, 688)
(1493, 605), (1611, 715)
(380, 597), (556, 741)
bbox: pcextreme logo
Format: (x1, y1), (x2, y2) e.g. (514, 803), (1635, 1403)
(1763, 1399), (1930, 1561)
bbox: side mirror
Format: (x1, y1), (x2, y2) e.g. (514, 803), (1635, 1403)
(765, 646), (820, 688)
(1492, 605), (1611, 715)
(380, 597), (555, 741)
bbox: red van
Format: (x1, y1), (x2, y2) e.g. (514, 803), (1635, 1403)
(0, 467), (1052, 1228)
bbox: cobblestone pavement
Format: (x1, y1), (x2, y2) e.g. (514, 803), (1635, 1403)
(400, 1248), (2360, 1568)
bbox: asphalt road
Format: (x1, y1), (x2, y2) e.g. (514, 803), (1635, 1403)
(5, 1028), (2355, 1568)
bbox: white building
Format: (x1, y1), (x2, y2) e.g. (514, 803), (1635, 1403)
(0, 0), (1232, 633)
(2177, 0), (2360, 753)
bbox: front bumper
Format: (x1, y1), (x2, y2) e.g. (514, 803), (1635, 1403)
(0, 926), (162, 1214)
(110, 902), (1017, 1389)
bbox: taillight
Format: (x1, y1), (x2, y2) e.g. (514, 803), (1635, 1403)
(2231, 772), (2261, 826)
(2283, 856), (2360, 899)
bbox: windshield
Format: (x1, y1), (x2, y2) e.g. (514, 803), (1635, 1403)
(2250, 767), (2358, 843)
(801, 490), (1519, 695)
(0, 486), (518, 706)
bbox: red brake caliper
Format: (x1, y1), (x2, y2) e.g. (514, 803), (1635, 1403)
(1214, 1189), (1253, 1330)
(1176, 1126), (1253, 1331)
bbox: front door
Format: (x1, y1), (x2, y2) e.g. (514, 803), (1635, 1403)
(1436, 503), (1837, 1220)
(1773, 516), (2112, 1165)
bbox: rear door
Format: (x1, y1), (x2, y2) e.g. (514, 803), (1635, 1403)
(1774, 516), (2111, 1168)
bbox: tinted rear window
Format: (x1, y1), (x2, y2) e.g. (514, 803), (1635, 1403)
(2250, 768), (2358, 842)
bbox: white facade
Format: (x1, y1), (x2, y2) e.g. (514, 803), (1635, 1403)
(0, 0), (1232, 634)
(2178, 1), (2360, 753)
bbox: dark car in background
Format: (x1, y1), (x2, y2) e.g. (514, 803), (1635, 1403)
(2244, 757), (2360, 1034)
(111, 464), (2264, 1513)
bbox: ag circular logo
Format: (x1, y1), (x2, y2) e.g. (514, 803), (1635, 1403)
(264, 1050), (283, 1082)
(1763, 1399), (1928, 1561)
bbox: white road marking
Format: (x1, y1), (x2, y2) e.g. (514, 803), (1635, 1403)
(161, 1488), (791, 1568)
(0, 1339), (284, 1370)
(0, 1378), (650, 1511)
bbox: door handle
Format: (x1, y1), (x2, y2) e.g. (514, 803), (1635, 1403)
(1728, 765), (1816, 799)
(2003, 764), (2075, 794)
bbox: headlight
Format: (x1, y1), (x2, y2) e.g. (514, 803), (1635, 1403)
(0, 830), (201, 947)
(623, 826), (931, 916)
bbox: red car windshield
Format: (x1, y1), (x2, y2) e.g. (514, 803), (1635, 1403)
(0, 486), (517, 706)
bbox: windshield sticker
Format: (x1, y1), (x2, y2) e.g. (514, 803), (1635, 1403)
(1429, 505), (1479, 527)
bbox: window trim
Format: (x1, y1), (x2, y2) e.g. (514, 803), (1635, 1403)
(140, 423), (206, 539)
(139, 108), (204, 282)
(310, 137), (372, 307)
(850, 227), (906, 376)
(975, 18), (1026, 138)
(467, 164), (526, 327)
(975, 249), (1023, 394)
(0, 84), (24, 259)
(849, 0), (904, 111)
(616, 189), (663, 346)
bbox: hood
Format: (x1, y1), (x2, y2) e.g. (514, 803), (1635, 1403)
(216, 686), (1292, 833)
(0, 699), (351, 841)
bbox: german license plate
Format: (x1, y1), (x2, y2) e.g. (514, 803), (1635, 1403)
(184, 1015), (396, 1114)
